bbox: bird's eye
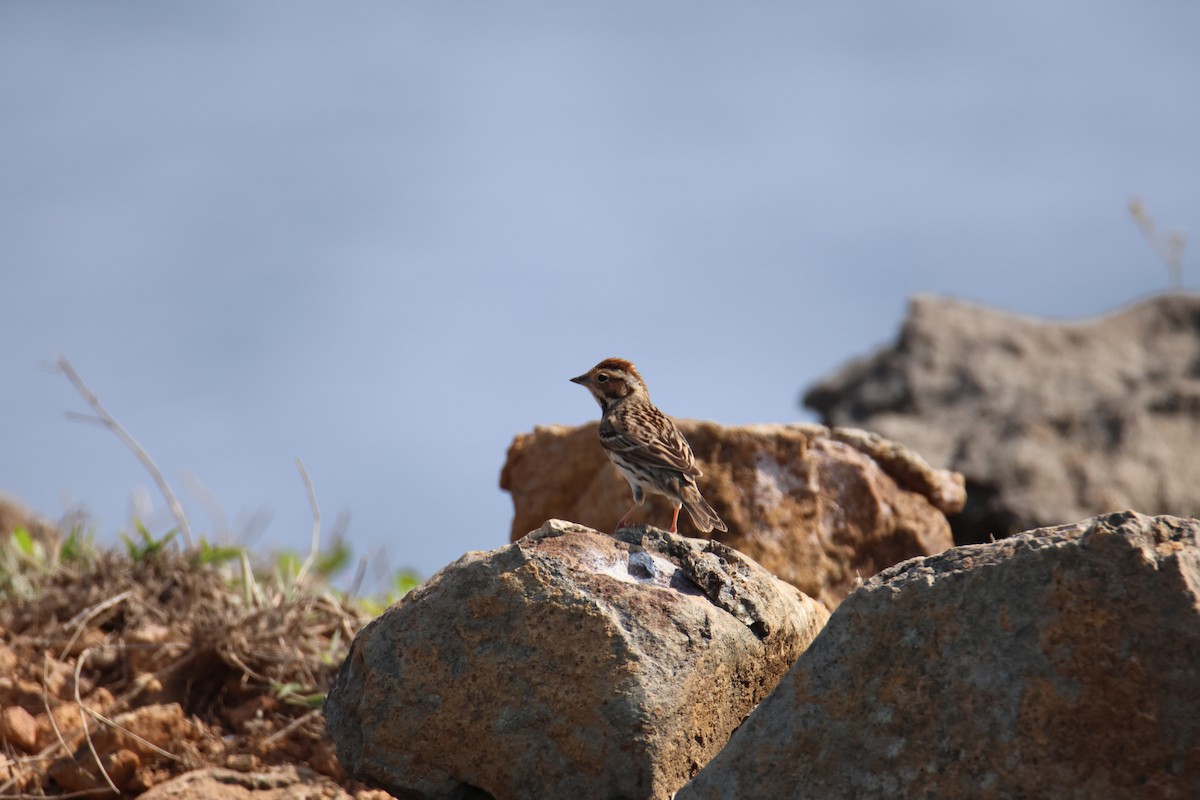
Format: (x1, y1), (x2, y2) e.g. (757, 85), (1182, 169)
(596, 373), (608, 383)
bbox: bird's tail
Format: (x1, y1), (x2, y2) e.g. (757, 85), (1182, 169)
(681, 485), (728, 533)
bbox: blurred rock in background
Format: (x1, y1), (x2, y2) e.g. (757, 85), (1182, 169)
(806, 293), (1200, 543)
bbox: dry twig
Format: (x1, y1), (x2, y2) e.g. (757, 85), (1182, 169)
(72, 652), (119, 795)
(56, 356), (193, 547)
(1129, 195), (1187, 291)
(260, 708), (320, 748)
(294, 458), (321, 586)
(60, 590), (133, 660)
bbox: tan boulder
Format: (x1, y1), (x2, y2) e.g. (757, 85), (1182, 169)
(679, 511), (1200, 800)
(324, 521), (829, 800)
(138, 766), (387, 800)
(500, 421), (963, 607)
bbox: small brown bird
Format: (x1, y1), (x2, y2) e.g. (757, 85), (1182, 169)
(571, 358), (727, 535)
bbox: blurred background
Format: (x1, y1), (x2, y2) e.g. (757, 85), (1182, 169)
(2, 1), (1197, 582)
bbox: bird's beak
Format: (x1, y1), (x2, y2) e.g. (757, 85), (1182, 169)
(569, 373), (588, 386)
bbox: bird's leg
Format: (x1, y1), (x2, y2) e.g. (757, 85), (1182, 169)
(615, 503), (640, 531)
(669, 504), (681, 534)
(616, 484), (645, 532)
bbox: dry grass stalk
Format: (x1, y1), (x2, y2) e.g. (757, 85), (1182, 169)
(55, 357), (193, 548)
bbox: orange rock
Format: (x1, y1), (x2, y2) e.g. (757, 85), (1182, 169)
(48, 703), (200, 793)
(48, 745), (136, 793)
(502, 421), (963, 607)
(107, 748), (141, 788)
(88, 686), (116, 715)
(0, 706), (37, 752)
(309, 738), (344, 779)
(110, 703), (197, 754)
(36, 700), (83, 751)
(40, 658), (73, 700)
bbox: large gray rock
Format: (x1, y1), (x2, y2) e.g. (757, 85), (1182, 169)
(804, 293), (1200, 542)
(679, 511), (1200, 800)
(324, 521), (828, 800)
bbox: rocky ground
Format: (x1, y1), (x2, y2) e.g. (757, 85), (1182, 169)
(0, 510), (387, 799)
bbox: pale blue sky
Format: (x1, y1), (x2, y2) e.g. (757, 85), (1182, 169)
(2, 1), (1197, 582)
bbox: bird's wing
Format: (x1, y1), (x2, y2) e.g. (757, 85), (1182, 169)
(602, 406), (703, 478)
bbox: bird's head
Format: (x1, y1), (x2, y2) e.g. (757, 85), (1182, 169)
(570, 358), (646, 410)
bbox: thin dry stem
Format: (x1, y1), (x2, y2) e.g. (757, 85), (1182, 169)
(78, 706), (180, 763)
(180, 469), (230, 541)
(1129, 195), (1187, 291)
(222, 649), (270, 684)
(43, 654), (71, 758)
(347, 555), (368, 601)
(240, 549), (262, 607)
(73, 652), (119, 795)
(60, 590), (133, 660)
(56, 356), (193, 547)
(260, 708), (320, 747)
(294, 457), (321, 586)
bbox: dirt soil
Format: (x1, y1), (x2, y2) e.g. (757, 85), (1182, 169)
(0, 547), (389, 798)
